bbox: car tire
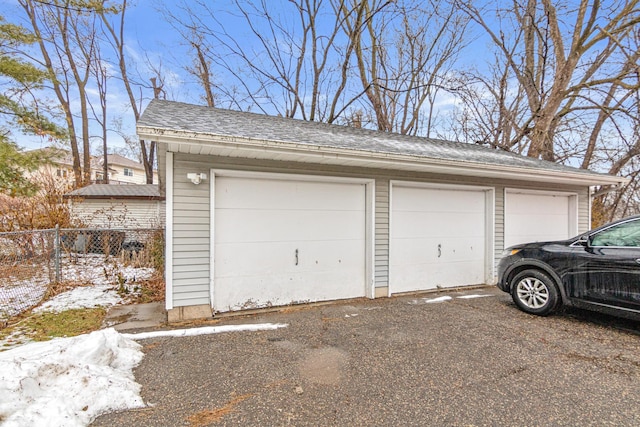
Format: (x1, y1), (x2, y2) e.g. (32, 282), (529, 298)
(510, 270), (560, 316)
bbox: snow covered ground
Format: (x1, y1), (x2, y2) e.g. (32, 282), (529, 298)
(0, 268), (288, 426)
(0, 323), (289, 426)
(0, 254), (155, 319)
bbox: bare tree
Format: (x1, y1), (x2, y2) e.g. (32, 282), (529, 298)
(162, 0), (469, 138)
(17, 0), (113, 186)
(342, 0), (469, 135)
(88, 46), (109, 184)
(19, 0), (160, 186)
(448, 0), (640, 222)
(162, 0), (391, 122)
(98, 0), (156, 184)
(455, 0), (640, 162)
(444, 58), (529, 153)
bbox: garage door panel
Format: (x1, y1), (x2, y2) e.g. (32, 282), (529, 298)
(213, 174), (367, 312)
(393, 187), (485, 212)
(391, 236), (485, 265)
(215, 209), (364, 243)
(508, 194), (568, 214)
(505, 192), (573, 247)
(390, 184), (487, 294)
(215, 239), (364, 277)
(216, 177), (365, 211)
(215, 267), (365, 312)
(392, 259), (485, 289)
(392, 211), (485, 238)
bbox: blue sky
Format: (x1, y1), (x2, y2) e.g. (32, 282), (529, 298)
(1, 0), (500, 154)
(1, 0), (187, 152)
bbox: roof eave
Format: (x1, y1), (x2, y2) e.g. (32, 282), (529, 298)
(137, 126), (628, 187)
(64, 195), (165, 200)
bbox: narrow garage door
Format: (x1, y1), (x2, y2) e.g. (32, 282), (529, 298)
(504, 191), (576, 248)
(390, 184), (488, 294)
(213, 174), (367, 312)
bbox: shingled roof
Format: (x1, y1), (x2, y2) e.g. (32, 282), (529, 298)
(64, 184), (164, 200)
(137, 100), (625, 186)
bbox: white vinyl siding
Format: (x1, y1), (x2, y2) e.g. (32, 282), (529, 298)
(494, 186), (505, 275)
(69, 200), (162, 228)
(577, 187), (590, 233)
(375, 179), (390, 292)
(170, 157), (211, 308)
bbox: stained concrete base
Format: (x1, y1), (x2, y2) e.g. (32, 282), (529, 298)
(166, 304), (213, 323)
(103, 302), (167, 331)
(374, 286), (389, 298)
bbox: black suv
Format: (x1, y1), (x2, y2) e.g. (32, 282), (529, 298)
(497, 215), (640, 318)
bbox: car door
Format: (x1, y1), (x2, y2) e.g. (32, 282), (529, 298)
(568, 218), (640, 310)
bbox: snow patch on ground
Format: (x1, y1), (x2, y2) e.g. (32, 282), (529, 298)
(408, 293), (493, 305)
(0, 323), (291, 426)
(408, 296), (453, 304)
(35, 285), (125, 313)
(0, 328), (144, 427)
(456, 294), (492, 300)
(122, 323), (289, 340)
(1, 254), (155, 319)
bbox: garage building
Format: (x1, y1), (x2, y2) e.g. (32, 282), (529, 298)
(137, 100), (625, 322)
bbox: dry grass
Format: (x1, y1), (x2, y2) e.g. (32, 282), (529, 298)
(0, 263), (41, 278)
(187, 393), (253, 426)
(1, 308), (106, 345)
(129, 271), (165, 303)
(43, 280), (91, 300)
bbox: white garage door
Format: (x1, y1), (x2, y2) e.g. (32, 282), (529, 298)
(505, 191), (576, 248)
(390, 184), (488, 294)
(213, 173), (368, 312)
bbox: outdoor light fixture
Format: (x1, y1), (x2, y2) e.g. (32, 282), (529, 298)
(187, 172), (207, 185)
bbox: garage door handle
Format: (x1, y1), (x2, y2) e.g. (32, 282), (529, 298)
(438, 244), (441, 258)
(295, 249), (299, 266)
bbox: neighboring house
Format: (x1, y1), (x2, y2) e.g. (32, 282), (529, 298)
(137, 99), (627, 322)
(94, 153), (158, 185)
(28, 147), (157, 186)
(65, 184), (165, 229)
(26, 147), (76, 189)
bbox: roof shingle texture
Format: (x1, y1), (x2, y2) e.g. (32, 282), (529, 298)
(138, 99), (604, 177)
(66, 184), (161, 198)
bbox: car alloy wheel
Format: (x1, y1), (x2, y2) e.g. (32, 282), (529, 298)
(510, 269), (559, 316)
(517, 277), (549, 308)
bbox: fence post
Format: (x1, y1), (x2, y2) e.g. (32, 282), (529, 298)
(55, 225), (61, 283)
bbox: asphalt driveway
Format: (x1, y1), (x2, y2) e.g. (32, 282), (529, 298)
(92, 287), (640, 426)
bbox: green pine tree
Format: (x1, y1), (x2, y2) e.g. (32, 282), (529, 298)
(0, 15), (65, 196)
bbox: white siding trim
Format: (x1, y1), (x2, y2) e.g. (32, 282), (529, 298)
(209, 170), (216, 309)
(386, 183), (394, 298)
(374, 179), (390, 294)
(484, 189), (496, 284)
(166, 151), (174, 310)
(588, 186), (593, 229)
(211, 169), (373, 185)
(365, 179), (375, 299)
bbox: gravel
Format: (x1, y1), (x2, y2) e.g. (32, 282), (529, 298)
(92, 287), (640, 426)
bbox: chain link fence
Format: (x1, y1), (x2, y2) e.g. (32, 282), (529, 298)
(0, 227), (164, 323)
